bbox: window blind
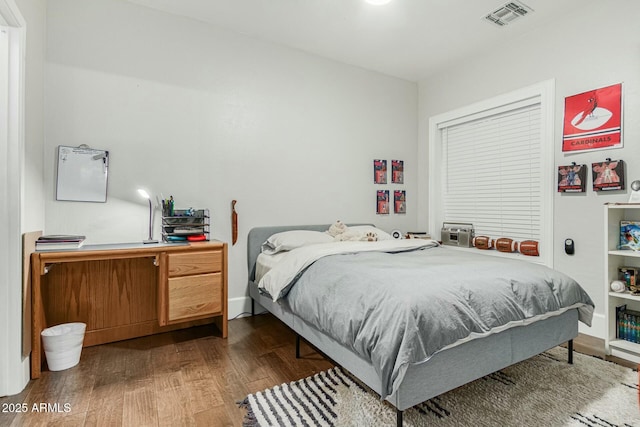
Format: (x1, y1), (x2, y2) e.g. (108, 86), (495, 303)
(441, 103), (542, 241)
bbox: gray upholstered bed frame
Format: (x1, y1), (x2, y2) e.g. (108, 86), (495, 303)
(247, 225), (577, 426)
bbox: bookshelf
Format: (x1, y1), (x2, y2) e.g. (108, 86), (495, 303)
(604, 203), (640, 364)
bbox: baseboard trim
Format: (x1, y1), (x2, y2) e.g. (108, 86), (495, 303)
(228, 295), (266, 320)
(578, 311), (605, 340)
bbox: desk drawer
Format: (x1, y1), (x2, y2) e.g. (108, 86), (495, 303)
(168, 272), (222, 322)
(168, 250), (222, 277)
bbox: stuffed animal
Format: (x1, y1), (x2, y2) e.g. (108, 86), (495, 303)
(327, 220), (378, 242)
(327, 220), (348, 237)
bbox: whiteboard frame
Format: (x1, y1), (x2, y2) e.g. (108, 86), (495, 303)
(55, 145), (109, 202)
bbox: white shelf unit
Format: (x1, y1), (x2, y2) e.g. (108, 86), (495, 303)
(604, 204), (640, 364)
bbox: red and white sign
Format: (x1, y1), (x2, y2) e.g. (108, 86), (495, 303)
(562, 83), (622, 152)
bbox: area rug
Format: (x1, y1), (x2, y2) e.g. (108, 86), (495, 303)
(239, 347), (639, 426)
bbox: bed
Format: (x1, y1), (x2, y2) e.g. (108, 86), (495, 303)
(246, 224), (594, 426)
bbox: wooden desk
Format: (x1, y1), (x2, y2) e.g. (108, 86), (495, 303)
(30, 241), (227, 379)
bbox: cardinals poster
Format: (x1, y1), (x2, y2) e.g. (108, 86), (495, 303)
(562, 83), (622, 152)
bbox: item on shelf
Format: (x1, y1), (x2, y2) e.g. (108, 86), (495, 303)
(616, 305), (640, 344)
(518, 240), (539, 256)
(495, 237), (518, 253)
(616, 305), (626, 339)
(619, 220), (640, 251)
(618, 267), (639, 294)
(162, 208), (210, 243)
(610, 280), (627, 293)
(473, 235), (493, 250)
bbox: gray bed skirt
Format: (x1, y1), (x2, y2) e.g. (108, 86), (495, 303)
(249, 279), (577, 411)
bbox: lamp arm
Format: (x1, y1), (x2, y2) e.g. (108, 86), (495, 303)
(147, 198), (154, 241)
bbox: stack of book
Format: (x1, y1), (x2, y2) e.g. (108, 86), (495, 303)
(36, 235), (86, 250)
(616, 304), (640, 343)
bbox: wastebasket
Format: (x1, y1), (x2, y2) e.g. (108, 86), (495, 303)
(40, 322), (86, 371)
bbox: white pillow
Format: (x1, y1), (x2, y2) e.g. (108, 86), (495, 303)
(261, 230), (334, 255)
(348, 225), (394, 241)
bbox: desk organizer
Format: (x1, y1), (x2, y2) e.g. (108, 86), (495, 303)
(162, 208), (210, 243)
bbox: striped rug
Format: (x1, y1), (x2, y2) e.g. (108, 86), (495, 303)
(239, 347), (639, 427)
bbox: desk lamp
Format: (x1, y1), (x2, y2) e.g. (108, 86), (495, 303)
(138, 189), (158, 244)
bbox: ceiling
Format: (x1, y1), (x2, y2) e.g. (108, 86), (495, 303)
(126, 0), (588, 82)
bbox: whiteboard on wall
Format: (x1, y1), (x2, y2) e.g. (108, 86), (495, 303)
(56, 145), (109, 202)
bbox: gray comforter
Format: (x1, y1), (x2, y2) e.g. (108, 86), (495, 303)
(282, 245), (594, 399)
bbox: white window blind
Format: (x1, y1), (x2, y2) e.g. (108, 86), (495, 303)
(441, 102), (542, 241)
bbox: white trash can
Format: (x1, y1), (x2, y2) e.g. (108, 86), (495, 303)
(41, 322), (86, 371)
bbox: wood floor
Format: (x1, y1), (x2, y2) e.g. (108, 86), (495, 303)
(0, 314), (635, 426)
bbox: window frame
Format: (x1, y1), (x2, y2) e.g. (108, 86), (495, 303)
(428, 80), (555, 267)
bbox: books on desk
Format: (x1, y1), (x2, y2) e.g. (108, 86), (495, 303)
(36, 235), (86, 250)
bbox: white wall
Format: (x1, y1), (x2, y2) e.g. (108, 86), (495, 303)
(0, 0), (45, 397)
(418, 1), (640, 338)
(44, 0), (418, 315)
(19, 0), (45, 232)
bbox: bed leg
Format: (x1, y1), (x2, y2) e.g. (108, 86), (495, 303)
(396, 409), (403, 427)
(568, 339), (573, 364)
(251, 299), (255, 316)
(296, 334), (300, 359)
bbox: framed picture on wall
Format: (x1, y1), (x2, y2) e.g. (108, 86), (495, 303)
(392, 160), (404, 184)
(376, 190), (389, 214)
(558, 163), (587, 193)
(394, 190), (406, 214)
(562, 83), (623, 152)
(374, 159), (387, 184)
(592, 159), (625, 191)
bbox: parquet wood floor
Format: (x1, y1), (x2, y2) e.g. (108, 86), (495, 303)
(0, 314), (633, 426)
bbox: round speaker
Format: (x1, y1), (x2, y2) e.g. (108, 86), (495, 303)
(391, 229), (402, 239)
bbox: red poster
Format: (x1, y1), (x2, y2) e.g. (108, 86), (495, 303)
(562, 83), (622, 152)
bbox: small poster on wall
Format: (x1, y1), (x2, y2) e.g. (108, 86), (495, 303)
(394, 190), (406, 214)
(557, 164), (587, 193)
(592, 159), (625, 191)
(562, 83), (623, 152)
(392, 160), (404, 184)
(374, 159), (387, 184)
(376, 190), (389, 214)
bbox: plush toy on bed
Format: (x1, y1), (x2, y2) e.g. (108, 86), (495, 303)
(327, 220), (378, 242)
(327, 220), (348, 237)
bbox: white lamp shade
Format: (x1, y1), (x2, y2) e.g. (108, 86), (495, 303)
(137, 188), (150, 199)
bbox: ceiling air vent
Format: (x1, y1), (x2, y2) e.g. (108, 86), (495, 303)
(484, 1), (533, 27)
